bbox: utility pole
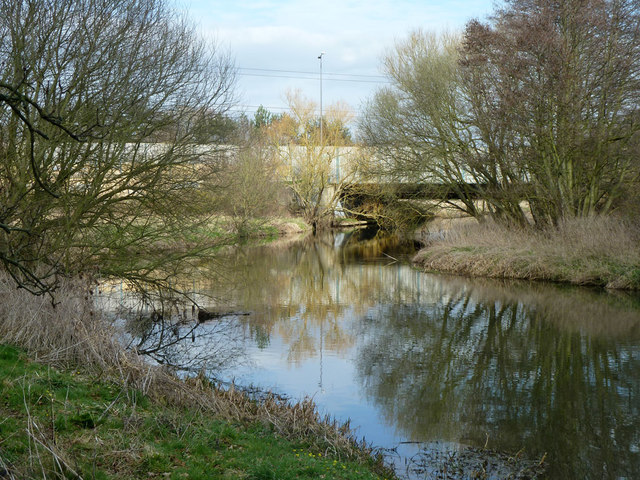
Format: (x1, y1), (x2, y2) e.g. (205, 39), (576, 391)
(318, 52), (325, 144)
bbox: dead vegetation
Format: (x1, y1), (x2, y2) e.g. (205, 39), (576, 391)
(415, 215), (640, 289)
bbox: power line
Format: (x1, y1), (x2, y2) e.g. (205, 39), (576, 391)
(237, 71), (389, 84)
(226, 105), (365, 120)
(234, 104), (290, 111)
(238, 66), (387, 80)
(228, 107), (363, 117)
(231, 66), (386, 118)
(234, 103), (365, 112)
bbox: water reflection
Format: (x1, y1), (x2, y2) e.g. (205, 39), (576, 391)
(355, 280), (640, 479)
(112, 230), (640, 479)
(96, 279), (249, 376)
(204, 230), (424, 365)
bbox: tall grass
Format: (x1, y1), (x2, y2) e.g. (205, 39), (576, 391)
(0, 276), (122, 369)
(415, 215), (640, 289)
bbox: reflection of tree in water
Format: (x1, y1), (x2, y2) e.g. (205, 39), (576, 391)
(355, 287), (640, 479)
(204, 232), (419, 364)
(126, 312), (247, 375)
(104, 230), (422, 372)
(187, 232), (640, 478)
(98, 276), (249, 377)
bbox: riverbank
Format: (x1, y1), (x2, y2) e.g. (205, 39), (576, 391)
(414, 216), (640, 290)
(188, 216), (309, 243)
(0, 345), (392, 480)
(0, 275), (394, 480)
(241, 216), (310, 238)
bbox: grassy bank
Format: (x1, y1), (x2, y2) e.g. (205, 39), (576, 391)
(0, 345), (391, 480)
(414, 216), (640, 290)
(185, 216), (309, 244)
(0, 276), (394, 480)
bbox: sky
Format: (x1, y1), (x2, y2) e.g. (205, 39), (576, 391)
(180, 0), (496, 124)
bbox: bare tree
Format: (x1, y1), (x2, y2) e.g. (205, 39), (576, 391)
(462, 0), (640, 225)
(0, 0), (235, 295)
(219, 139), (287, 237)
(266, 90), (364, 231)
(361, 1), (640, 227)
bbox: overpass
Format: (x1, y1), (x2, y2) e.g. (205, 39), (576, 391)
(272, 144), (481, 201)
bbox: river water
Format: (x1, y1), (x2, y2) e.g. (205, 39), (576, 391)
(109, 229), (640, 479)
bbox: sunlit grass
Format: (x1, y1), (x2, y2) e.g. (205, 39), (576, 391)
(0, 344), (392, 479)
(415, 216), (640, 289)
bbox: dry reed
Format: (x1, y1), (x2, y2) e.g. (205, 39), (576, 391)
(0, 275), (122, 370)
(415, 215), (640, 289)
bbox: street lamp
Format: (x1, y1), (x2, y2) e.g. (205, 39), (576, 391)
(318, 52), (325, 144)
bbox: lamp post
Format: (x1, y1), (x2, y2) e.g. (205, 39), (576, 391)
(318, 52), (325, 144)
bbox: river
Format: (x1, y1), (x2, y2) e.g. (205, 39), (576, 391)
(104, 228), (640, 479)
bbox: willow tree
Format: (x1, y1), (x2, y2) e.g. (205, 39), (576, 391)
(359, 30), (533, 225)
(360, 31), (492, 220)
(266, 90), (362, 231)
(0, 0), (235, 295)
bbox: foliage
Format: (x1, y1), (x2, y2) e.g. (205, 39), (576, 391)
(0, 0), (235, 295)
(253, 104), (284, 130)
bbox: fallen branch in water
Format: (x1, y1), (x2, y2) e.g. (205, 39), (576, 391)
(197, 309), (252, 323)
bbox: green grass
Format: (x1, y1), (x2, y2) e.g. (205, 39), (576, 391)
(183, 216), (309, 246)
(0, 344), (390, 480)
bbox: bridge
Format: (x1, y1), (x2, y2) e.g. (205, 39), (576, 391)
(93, 143), (482, 212)
(273, 145), (481, 201)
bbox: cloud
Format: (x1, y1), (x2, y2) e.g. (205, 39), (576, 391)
(186, 0), (493, 116)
